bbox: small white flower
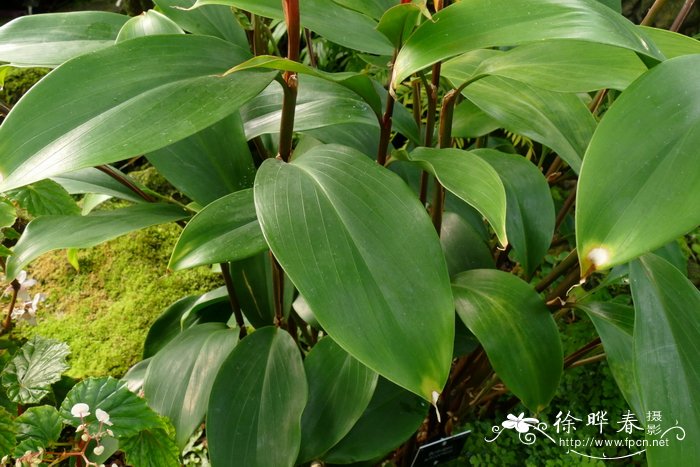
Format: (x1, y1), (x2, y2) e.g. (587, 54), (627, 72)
(10, 306), (36, 326)
(93, 445), (105, 456)
(81, 433), (89, 442)
(502, 412), (539, 433)
(71, 403), (90, 418)
(7, 270), (37, 302)
(96, 408), (113, 426)
(76, 424), (85, 432)
(106, 429), (114, 437)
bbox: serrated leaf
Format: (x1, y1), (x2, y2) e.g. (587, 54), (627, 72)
(143, 323), (239, 448)
(0, 336), (70, 405)
(14, 406), (62, 458)
(298, 338), (378, 462)
(60, 377), (162, 438)
(576, 55), (700, 273)
(0, 12), (128, 67)
(207, 327), (307, 467)
(630, 254), (700, 464)
(254, 144), (454, 400)
(453, 270), (562, 411)
(5, 203), (188, 280)
(169, 189), (267, 270)
(6, 180), (80, 217)
(121, 427), (181, 467)
(0, 35), (275, 192)
(0, 406), (15, 458)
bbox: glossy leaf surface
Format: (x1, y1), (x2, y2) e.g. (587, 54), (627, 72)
(154, 0), (249, 47)
(170, 189), (266, 270)
(6, 204), (188, 280)
(630, 254), (700, 465)
(255, 145), (454, 400)
(453, 270), (562, 411)
(144, 323), (238, 447)
(0, 35), (275, 192)
(0, 12), (128, 67)
(0, 407), (14, 458)
(52, 167), (145, 203)
(576, 55), (700, 272)
(393, 0), (663, 85)
(409, 147), (508, 247)
(440, 212), (495, 277)
(14, 406), (62, 457)
(121, 427), (181, 467)
(299, 338), (378, 462)
(207, 327), (307, 467)
(116, 10), (184, 42)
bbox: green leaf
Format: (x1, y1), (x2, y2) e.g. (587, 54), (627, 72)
(376, 3), (421, 48)
(0, 12), (128, 67)
(0, 198), (16, 229)
(6, 203), (188, 280)
(641, 26), (700, 59)
(452, 270), (562, 411)
(14, 406), (62, 457)
(192, 0), (393, 55)
(154, 0), (249, 48)
(115, 10), (185, 42)
(60, 377), (163, 438)
(254, 144), (454, 400)
(576, 302), (642, 416)
(143, 323), (239, 448)
(332, 0), (395, 20)
(226, 252), (279, 328)
(0, 35), (276, 192)
(52, 167), (146, 203)
(392, 0), (663, 86)
(440, 212), (495, 277)
(147, 112), (256, 206)
(143, 287), (232, 358)
(576, 55), (700, 273)
(121, 427), (181, 467)
(298, 338), (378, 462)
(169, 189), (267, 270)
(323, 377), (428, 464)
(207, 327), (307, 467)
(6, 179), (80, 217)
(0, 406), (16, 458)
(451, 99), (500, 139)
(473, 149), (555, 275)
(408, 147), (508, 247)
(0, 336), (70, 405)
(472, 40), (646, 92)
(630, 254), (700, 465)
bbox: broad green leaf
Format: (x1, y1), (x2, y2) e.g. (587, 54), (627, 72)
(169, 189), (267, 270)
(0, 407), (15, 458)
(207, 327), (307, 467)
(143, 287), (232, 358)
(576, 302), (642, 416)
(147, 112), (256, 206)
(641, 26), (700, 58)
(323, 377), (428, 464)
(440, 212), (495, 277)
(192, 0), (393, 55)
(0, 336), (70, 405)
(472, 40), (646, 92)
(60, 377), (162, 438)
(254, 145), (454, 400)
(154, 0), (249, 48)
(408, 147), (508, 247)
(298, 338), (378, 462)
(596, 0), (621, 11)
(6, 203), (188, 280)
(0, 35), (276, 192)
(227, 56), (382, 115)
(451, 99), (500, 138)
(81, 194), (113, 215)
(453, 270), (562, 411)
(121, 427), (181, 467)
(392, 0), (663, 86)
(0, 198), (16, 229)
(0, 12), (128, 67)
(227, 251), (283, 328)
(332, 0), (395, 20)
(376, 3), (421, 48)
(123, 358), (151, 394)
(473, 149), (555, 275)
(630, 254), (700, 465)
(14, 406), (62, 457)
(116, 10), (185, 42)
(6, 179), (80, 217)
(144, 323), (238, 448)
(576, 55), (700, 273)
(52, 167), (146, 203)
(241, 76), (378, 141)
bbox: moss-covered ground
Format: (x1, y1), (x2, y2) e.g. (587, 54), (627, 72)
(16, 223), (222, 378)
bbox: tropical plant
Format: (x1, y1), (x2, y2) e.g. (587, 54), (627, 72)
(0, 0), (698, 465)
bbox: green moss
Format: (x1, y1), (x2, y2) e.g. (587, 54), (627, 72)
(0, 67), (49, 106)
(16, 223), (222, 378)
